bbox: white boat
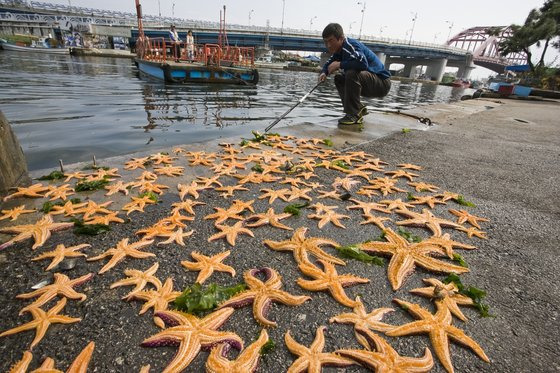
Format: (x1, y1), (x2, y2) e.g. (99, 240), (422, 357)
(0, 40), (69, 54)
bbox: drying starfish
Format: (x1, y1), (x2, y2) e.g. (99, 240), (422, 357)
(329, 296), (394, 333)
(215, 185), (250, 198)
(342, 168), (372, 181)
(410, 278), (475, 322)
(434, 191), (461, 202)
(124, 157), (150, 170)
(449, 209), (489, 229)
(141, 308), (242, 372)
(356, 188), (380, 199)
(347, 199), (391, 215)
(0, 205), (35, 221)
(43, 184), (75, 201)
(208, 221), (254, 246)
(356, 161), (385, 172)
(259, 188), (291, 204)
(337, 327), (434, 372)
(16, 272), (93, 315)
(308, 206), (350, 229)
(138, 181), (169, 195)
(408, 181), (440, 193)
(264, 227), (344, 266)
(384, 169), (420, 181)
(122, 196), (156, 215)
(45, 201), (84, 217)
(104, 180), (131, 196)
(332, 154), (363, 166)
(75, 200), (114, 220)
(359, 228), (468, 290)
(206, 329), (269, 373)
(110, 262), (162, 299)
(131, 278), (181, 328)
(156, 227), (195, 247)
(211, 163), (236, 176)
(397, 163), (423, 171)
(387, 299), (490, 373)
(230, 199), (255, 214)
(150, 153), (176, 165)
(316, 189), (342, 200)
(63, 170), (89, 182)
(0, 298), (80, 349)
(245, 208), (293, 230)
(197, 175), (223, 188)
(379, 198), (415, 211)
(286, 186), (313, 201)
(396, 208), (462, 237)
(31, 243), (90, 271)
(7, 350), (33, 372)
(0, 215), (74, 250)
(92, 167), (121, 180)
(360, 213), (392, 229)
(26, 340), (95, 372)
(333, 177), (361, 192)
(154, 165), (185, 177)
(456, 226), (488, 239)
(171, 199), (206, 215)
(368, 177), (407, 196)
(218, 267), (310, 327)
(84, 212), (124, 225)
(136, 222), (174, 239)
(285, 326), (355, 372)
(87, 238), (155, 274)
(204, 207), (245, 226)
(3, 183), (51, 202)
(280, 177), (308, 188)
(422, 233), (476, 259)
(409, 195), (447, 209)
(158, 210), (194, 228)
(136, 171), (158, 182)
(177, 181), (205, 200)
(189, 155), (216, 167)
(181, 251), (236, 284)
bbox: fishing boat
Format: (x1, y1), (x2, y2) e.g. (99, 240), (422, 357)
(133, 1), (258, 85)
(451, 79), (471, 88)
(0, 39), (69, 54)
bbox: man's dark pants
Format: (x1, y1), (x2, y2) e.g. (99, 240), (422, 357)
(334, 70), (391, 116)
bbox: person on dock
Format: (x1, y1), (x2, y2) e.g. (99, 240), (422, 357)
(169, 25), (181, 62)
(319, 23), (391, 126)
(186, 30), (194, 61)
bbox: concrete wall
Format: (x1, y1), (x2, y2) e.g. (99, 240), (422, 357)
(0, 111), (30, 197)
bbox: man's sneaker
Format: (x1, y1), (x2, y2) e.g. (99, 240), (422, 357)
(358, 105), (369, 117)
(338, 114), (364, 125)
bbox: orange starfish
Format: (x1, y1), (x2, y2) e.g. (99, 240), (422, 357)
(347, 199), (391, 215)
(48, 200), (87, 217)
(130, 278), (181, 328)
(156, 227), (195, 247)
(208, 221), (254, 246)
(0, 215), (73, 250)
(386, 299), (490, 373)
(150, 153), (176, 165)
(204, 207), (245, 226)
(3, 183), (50, 202)
(197, 175), (223, 188)
(0, 205), (35, 221)
(245, 208), (293, 230)
(360, 213), (392, 229)
(215, 185), (249, 198)
(44, 184), (75, 201)
(332, 176), (361, 192)
(367, 177), (407, 196)
(329, 296), (394, 333)
(379, 198), (415, 211)
(74, 200), (114, 220)
(158, 210), (194, 229)
(449, 209), (489, 229)
(181, 251), (236, 284)
(171, 199), (206, 215)
(122, 196), (156, 215)
(87, 238), (155, 274)
(422, 233), (476, 259)
(286, 186), (313, 201)
(408, 181), (439, 192)
(396, 208), (461, 237)
(110, 262), (162, 299)
(136, 222), (174, 239)
(0, 298), (80, 350)
(178, 181), (206, 200)
(154, 165), (185, 177)
(104, 180), (132, 196)
(397, 163), (423, 170)
(26, 340), (95, 372)
(31, 243), (90, 271)
(259, 188), (291, 203)
(384, 169), (420, 181)
(218, 267), (310, 327)
(456, 226), (488, 239)
(138, 181), (169, 195)
(409, 195), (447, 209)
(316, 189), (343, 200)
(230, 199), (255, 214)
(84, 212), (124, 225)
(410, 278), (475, 321)
(297, 260), (369, 308)
(63, 170), (89, 182)
(307, 205), (349, 229)
(124, 156), (150, 170)
(285, 326), (355, 372)
(206, 329), (269, 373)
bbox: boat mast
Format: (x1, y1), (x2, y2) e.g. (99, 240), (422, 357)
(218, 5), (228, 48)
(134, 0), (145, 57)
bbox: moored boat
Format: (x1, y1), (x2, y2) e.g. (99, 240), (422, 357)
(452, 79), (471, 88)
(0, 39), (69, 54)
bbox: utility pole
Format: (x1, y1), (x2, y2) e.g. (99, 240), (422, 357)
(172, 2), (175, 18)
(357, 1), (366, 40)
(309, 16), (317, 31)
(249, 9), (254, 26)
(281, 0), (286, 35)
(409, 12), (417, 44)
(446, 20), (454, 43)
(158, 0), (161, 17)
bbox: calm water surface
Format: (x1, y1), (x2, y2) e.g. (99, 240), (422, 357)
(0, 52), (473, 170)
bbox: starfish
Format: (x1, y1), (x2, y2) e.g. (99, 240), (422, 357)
(138, 181), (169, 195)
(342, 168), (372, 181)
(0, 215), (73, 250)
(422, 233), (476, 259)
(316, 189), (342, 200)
(434, 191), (461, 202)
(360, 213), (392, 229)
(171, 199), (205, 215)
(136, 171), (158, 182)
(84, 212), (124, 225)
(204, 207), (245, 225)
(181, 251), (236, 284)
(122, 196), (156, 215)
(3, 183), (50, 202)
(47, 200), (88, 217)
(264, 227), (344, 266)
(215, 185), (249, 198)
(329, 296), (394, 333)
(0, 205), (35, 221)
(206, 329), (269, 373)
(408, 181), (440, 192)
(456, 226), (488, 239)
(308, 206), (350, 229)
(297, 260), (369, 308)
(384, 169), (420, 181)
(295, 171), (317, 180)
(368, 177), (407, 196)
(230, 199), (255, 214)
(111, 262), (162, 299)
(124, 156), (150, 170)
(7, 350), (33, 372)
(63, 170), (89, 182)
(280, 177), (307, 187)
(396, 208), (462, 237)
(259, 188), (291, 204)
(189, 154), (216, 167)
(410, 195), (447, 209)
(136, 222), (174, 239)
(31, 243), (90, 271)
(356, 162), (385, 172)
(245, 208), (293, 230)
(87, 238), (155, 274)
(156, 227), (195, 247)
(131, 278), (181, 328)
(197, 175), (223, 188)
(158, 210), (194, 229)
(410, 278), (475, 322)
(356, 188), (380, 198)
(332, 154), (363, 166)
(92, 167), (121, 180)
(397, 163), (423, 170)
(178, 181), (206, 200)
(359, 228), (468, 290)
(379, 198), (415, 211)
(29, 340), (95, 372)
(44, 184), (75, 201)
(208, 221), (254, 246)
(104, 180), (131, 196)
(150, 153), (176, 165)
(332, 177), (361, 192)
(286, 186), (313, 201)
(0, 298), (80, 349)
(347, 199), (391, 215)
(154, 165), (185, 177)
(285, 326), (355, 372)
(16, 273), (93, 315)
(386, 299), (490, 373)
(337, 327), (434, 372)
(74, 200), (114, 220)
(218, 267), (310, 327)
(449, 209), (489, 229)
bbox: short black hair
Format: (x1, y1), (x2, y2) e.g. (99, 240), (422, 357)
(322, 23), (344, 39)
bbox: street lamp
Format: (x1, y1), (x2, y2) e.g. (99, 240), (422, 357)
(409, 12), (417, 44)
(158, 0), (161, 17)
(309, 16), (317, 31)
(357, 1), (366, 40)
(249, 9), (254, 26)
(172, 2), (175, 18)
(433, 32), (440, 43)
(281, 0), (286, 35)
(348, 21), (356, 34)
(445, 20), (454, 43)
(379, 25), (387, 36)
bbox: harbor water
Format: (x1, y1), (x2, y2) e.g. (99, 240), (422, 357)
(0, 51), (474, 171)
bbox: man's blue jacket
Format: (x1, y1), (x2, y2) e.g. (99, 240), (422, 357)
(321, 37), (390, 80)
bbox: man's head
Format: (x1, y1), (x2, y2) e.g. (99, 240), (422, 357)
(170, 25), (176, 30)
(322, 23), (345, 54)
(187, 30), (192, 36)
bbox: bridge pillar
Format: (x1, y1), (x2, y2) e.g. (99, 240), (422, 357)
(402, 63), (415, 78)
(375, 52), (386, 65)
(456, 64), (476, 80)
(425, 58), (447, 82)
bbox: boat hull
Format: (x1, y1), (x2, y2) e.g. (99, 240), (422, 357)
(135, 59), (259, 85)
(0, 42), (69, 54)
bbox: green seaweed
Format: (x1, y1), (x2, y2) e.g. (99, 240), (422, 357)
(38, 170), (65, 181)
(283, 202), (309, 216)
(331, 160), (350, 169)
(81, 164), (110, 171)
(443, 274), (492, 317)
(75, 178), (110, 192)
(240, 139), (249, 146)
(335, 245), (384, 266)
(323, 139), (334, 147)
(251, 164), (264, 173)
(174, 283), (246, 316)
(260, 339), (276, 355)
(401, 128), (411, 134)
(41, 198), (82, 213)
(139, 191), (159, 202)
(453, 253), (469, 268)
(396, 228), (422, 243)
(71, 218), (111, 235)
(407, 192), (415, 201)
(454, 195), (476, 207)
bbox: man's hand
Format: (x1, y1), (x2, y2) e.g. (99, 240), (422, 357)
(327, 61), (341, 75)
(318, 73), (327, 83)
